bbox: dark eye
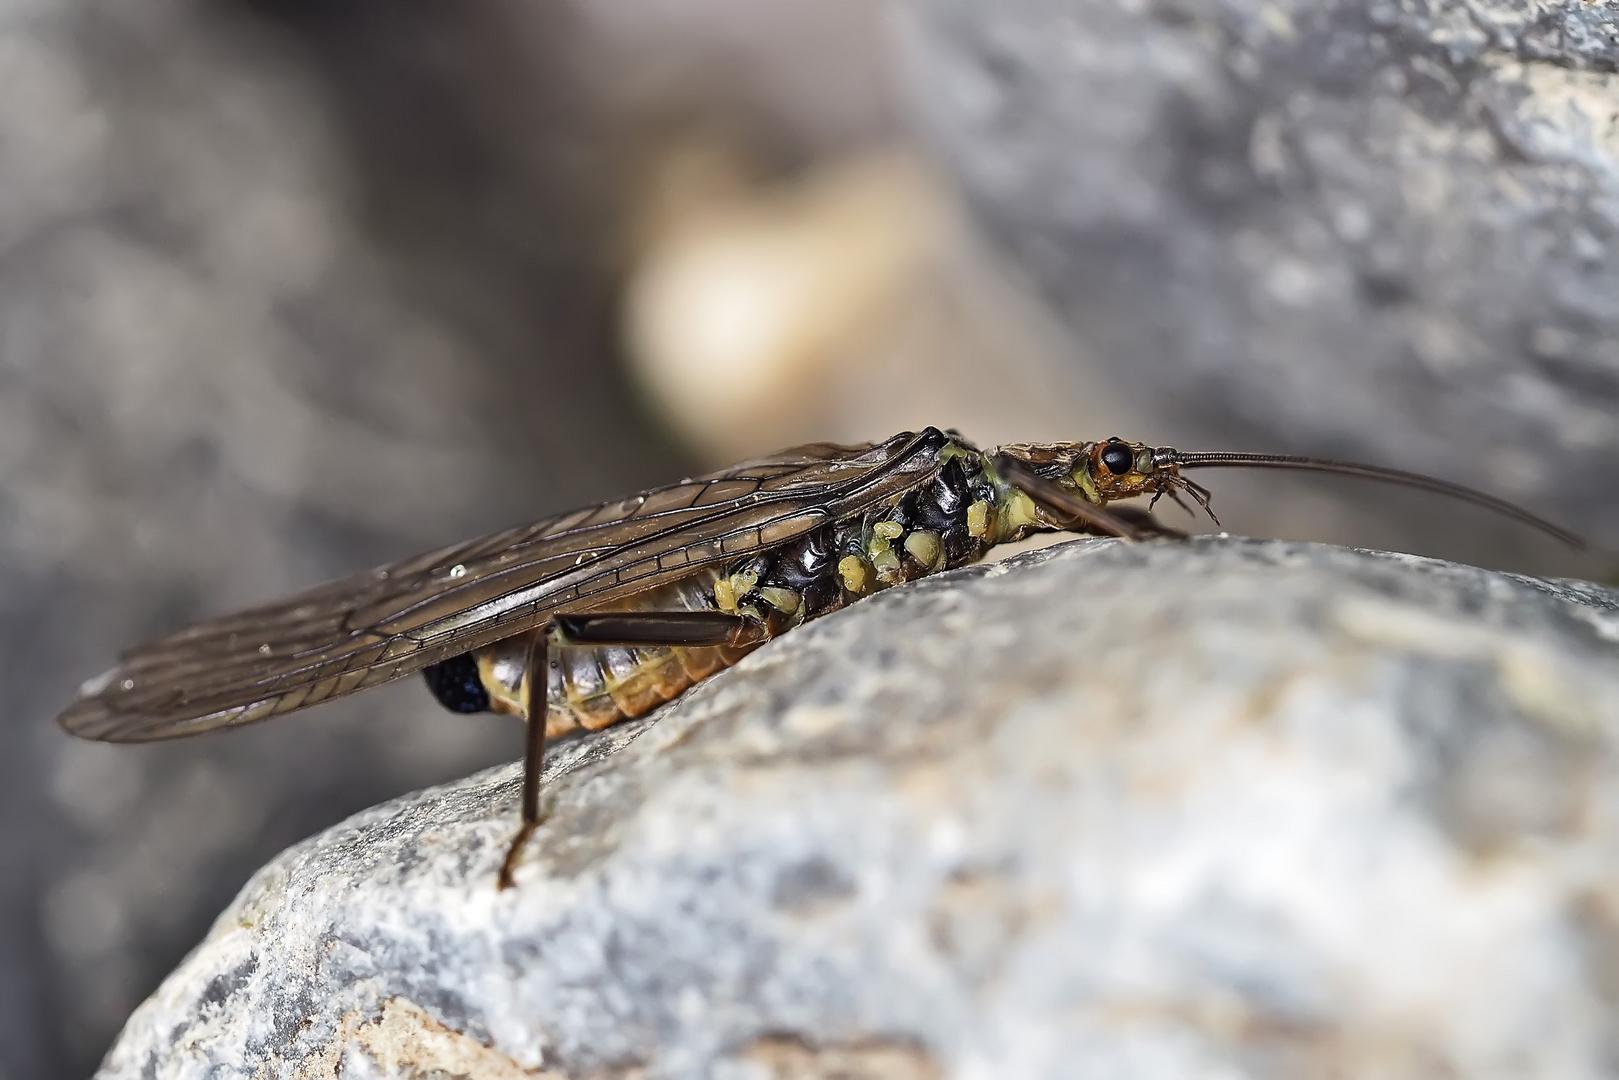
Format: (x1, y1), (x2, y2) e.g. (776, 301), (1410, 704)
(1100, 442), (1133, 476)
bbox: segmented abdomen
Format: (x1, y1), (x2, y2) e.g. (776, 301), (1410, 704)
(471, 569), (763, 737)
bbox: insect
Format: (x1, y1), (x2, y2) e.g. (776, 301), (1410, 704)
(57, 429), (1581, 886)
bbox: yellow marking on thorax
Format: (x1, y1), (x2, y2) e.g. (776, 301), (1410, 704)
(966, 500), (990, 538)
(1071, 463), (1100, 503)
(838, 555), (869, 594)
(903, 529), (943, 570)
(995, 488), (1042, 541)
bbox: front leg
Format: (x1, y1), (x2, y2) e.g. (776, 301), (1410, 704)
(1105, 504), (1189, 540)
(992, 453), (1148, 540)
(498, 610), (763, 889)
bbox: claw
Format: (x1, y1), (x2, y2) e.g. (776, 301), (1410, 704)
(1172, 476), (1221, 527)
(498, 819), (537, 890)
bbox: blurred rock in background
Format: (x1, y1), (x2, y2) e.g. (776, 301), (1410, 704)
(5, 0), (1614, 1075)
(897, 0), (1619, 573)
(585, 0), (1143, 461)
(620, 141), (1136, 462)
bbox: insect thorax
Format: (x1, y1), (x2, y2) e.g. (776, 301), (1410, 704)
(660, 442), (1025, 629)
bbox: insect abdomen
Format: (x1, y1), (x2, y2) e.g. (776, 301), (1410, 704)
(547, 601), (750, 736)
(432, 569), (757, 737)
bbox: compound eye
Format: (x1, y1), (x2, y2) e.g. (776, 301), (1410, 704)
(1100, 441), (1134, 476)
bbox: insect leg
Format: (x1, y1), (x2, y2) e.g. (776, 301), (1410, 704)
(496, 609), (761, 889)
(1105, 504), (1189, 540)
(554, 610), (767, 647)
(499, 626), (551, 890)
(991, 453), (1147, 540)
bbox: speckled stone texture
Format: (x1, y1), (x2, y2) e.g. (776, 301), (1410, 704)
(97, 539), (1619, 1079)
(899, 0), (1619, 546)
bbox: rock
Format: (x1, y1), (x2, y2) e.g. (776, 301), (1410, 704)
(898, 0), (1619, 546)
(95, 539), (1619, 1079)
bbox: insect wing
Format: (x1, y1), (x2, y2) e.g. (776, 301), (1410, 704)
(58, 430), (953, 743)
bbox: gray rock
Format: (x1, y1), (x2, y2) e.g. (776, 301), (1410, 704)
(96, 539), (1619, 1079)
(898, 0), (1619, 546)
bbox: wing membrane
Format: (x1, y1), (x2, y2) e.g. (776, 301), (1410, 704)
(59, 431), (952, 742)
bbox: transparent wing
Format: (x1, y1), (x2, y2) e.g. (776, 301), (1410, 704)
(59, 430), (953, 742)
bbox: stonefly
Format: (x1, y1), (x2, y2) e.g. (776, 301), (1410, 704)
(58, 429), (1581, 885)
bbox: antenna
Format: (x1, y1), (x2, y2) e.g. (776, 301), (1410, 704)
(1168, 451), (1585, 550)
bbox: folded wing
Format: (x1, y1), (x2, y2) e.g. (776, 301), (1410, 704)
(59, 430), (952, 742)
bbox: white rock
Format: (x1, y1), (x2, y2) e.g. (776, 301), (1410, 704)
(97, 539), (1619, 1079)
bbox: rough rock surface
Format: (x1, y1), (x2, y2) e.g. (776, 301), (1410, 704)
(98, 539), (1619, 1079)
(900, 0), (1619, 546)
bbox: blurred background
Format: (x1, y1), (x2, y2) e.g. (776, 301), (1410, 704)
(3, 0), (1615, 1075)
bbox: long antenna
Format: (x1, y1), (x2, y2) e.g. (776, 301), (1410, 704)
(1169, 451), (1585, 550)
